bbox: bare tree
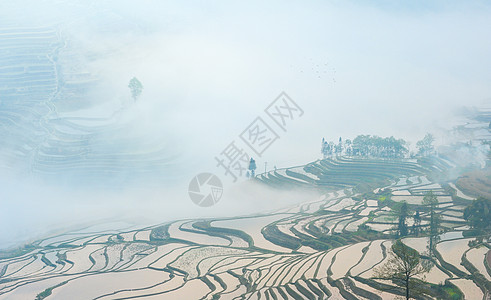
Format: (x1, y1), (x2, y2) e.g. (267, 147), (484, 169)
(374, 240), (429, 299)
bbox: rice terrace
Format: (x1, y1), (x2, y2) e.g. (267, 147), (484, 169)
(1, 1), (491, 300)
(1, 108), (490, 299)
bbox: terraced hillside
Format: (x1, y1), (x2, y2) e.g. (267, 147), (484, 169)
(1, 156), (489, 299)
(0, 25), (178, 187)
(257, 156), (455, 193)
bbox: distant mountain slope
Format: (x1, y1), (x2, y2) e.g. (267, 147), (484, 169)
(0, 26), (179, 187)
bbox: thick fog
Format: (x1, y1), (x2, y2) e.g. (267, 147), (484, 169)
(1, 0), (491, 249)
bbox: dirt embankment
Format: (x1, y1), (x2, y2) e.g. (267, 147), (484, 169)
(456, 165), (491, 200)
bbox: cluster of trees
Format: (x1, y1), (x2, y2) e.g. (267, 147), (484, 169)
(416, 133), (435, 156)
(393, 192), (441, 251)
(378, 193), (490, 299)
(464, 196), (491, 241)
(396, 192), (490, 244)
(321, 137), (351, 158)
(321, 133), (436, 159)
(321, 135), (409, 159)
(389, 192), (490, 241)
(394, 191), (441, 245)
(379, 192), (441, 299)
(353, 135), (409, 158)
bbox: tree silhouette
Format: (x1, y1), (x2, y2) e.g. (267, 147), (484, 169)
(464, 197), (491, 242)
(248, 158), (257, 177)
(397, 201), (409, 238)
(374, 240), (429, 300)
(422, 191), (441, 251)
(416, 133), (435, 156)
(412, 210), (421, 236)
(128, 77), (143, 101)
